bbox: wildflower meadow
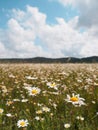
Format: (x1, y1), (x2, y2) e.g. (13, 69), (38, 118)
(0, 63), (98, 130)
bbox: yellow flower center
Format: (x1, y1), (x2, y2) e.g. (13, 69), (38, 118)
(32, 89), (38, 94)
(8, 101), (13, 104)
(70, 97), (79, 102)
(51, 83), (56, 87)
(20, 121), (25, 127)
(36, 110), (42, 114)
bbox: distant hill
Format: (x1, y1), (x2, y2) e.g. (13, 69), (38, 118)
(0, 56), (98, 63)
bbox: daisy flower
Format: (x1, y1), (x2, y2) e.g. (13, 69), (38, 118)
(35, 116), (40, 121)
(21, 99), (28, 102)
(64, 123), (71, 128)
(36, 110), (43, 114)
(25, 76), (37, 80)
(47, 82), (58, 90)
(42, 106), (50, 112)
(13, 99), (20, 102)
(28, 87), (41, 96)
(6, 113), (12, 117)
(65, 93), (85, 106)
(76, 116), (84, 121)
(6, 101), (13, 106)
(17, 119), (29, 128)
(0, 108), (4, 114)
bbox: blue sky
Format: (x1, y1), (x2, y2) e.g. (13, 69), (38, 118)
(0, 0), (98, 58)
(0, 0), (79, 27)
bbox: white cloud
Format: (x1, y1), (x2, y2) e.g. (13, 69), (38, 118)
(58, 0), (98, 28)
(0, 42), (8, 58)
(0, 5), (98, 58)
(58, 0), (75, 6)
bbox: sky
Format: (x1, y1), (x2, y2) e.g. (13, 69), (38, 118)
(0, 0), (98, 58)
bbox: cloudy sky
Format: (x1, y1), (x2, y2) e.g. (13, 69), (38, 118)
(0, 0), (98, 58)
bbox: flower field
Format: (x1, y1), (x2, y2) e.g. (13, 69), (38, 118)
(0, 63), (98, 130)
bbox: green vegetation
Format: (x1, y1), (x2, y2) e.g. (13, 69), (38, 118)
(0, 64), (98, 130)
